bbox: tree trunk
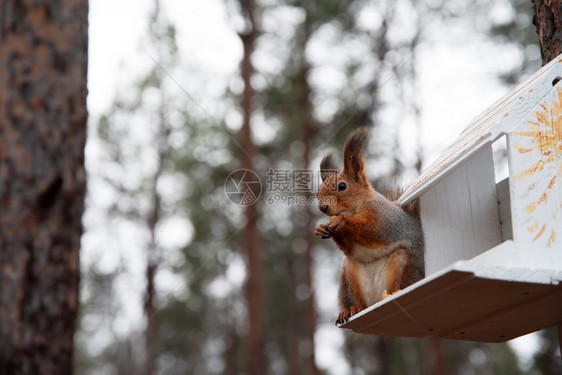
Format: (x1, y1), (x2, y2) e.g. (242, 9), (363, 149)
(428, 337), (444, 375)
(0, 1), (88, 374)
(299, 62), (320, 375)
(533, 0), (562, 65)
(143, 82), (169, 375)
(144, 261), (158, 375)
(238, 1), (265, 374)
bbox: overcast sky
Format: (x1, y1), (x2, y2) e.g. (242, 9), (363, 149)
(88, 0), (515, 165)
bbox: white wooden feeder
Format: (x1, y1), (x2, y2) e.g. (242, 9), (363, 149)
(341, 53), (562, 348)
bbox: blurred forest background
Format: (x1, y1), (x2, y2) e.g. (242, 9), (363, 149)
(74, 0), (561, 374)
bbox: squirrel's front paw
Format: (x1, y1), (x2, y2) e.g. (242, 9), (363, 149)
(325, 214), (345, 237)
(315, 223), (331, 239)
(335, 306), (362, 325)
(316, 216), (345, 239)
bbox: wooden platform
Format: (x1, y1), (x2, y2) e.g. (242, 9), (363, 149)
(340, 241), (562, 343)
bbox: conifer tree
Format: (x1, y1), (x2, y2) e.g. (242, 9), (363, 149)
(0, 1), (88, 373)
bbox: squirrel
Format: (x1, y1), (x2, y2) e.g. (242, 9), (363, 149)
(314, 127), (425, 325)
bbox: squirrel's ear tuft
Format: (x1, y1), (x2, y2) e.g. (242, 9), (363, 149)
(343, 127), (370, 185)
(320, 152), (339, 182)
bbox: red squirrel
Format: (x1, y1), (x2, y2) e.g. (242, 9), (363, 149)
(315, 127), (425, 325)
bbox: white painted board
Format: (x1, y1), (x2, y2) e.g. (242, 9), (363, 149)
(420, 146), (502, 275)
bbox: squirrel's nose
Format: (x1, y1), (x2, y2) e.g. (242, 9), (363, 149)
(319, 205), (328, 213)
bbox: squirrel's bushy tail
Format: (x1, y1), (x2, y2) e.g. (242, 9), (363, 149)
(384, 187), (419, 215)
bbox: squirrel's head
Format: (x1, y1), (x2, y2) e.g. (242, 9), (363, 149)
(317, 127), (374, 217)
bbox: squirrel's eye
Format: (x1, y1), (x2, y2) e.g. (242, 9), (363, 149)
(338, 182), (347, 191)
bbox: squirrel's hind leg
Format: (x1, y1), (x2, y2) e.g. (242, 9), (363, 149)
(382, 249), (408, 299)
(336, 306), (363, 325)
(337, 258), (366, 325)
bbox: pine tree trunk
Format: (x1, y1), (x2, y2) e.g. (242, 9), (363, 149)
(533, 0), (562, 65)
(299, 62), (320, 375)
(143, 72), (169, 375)
(144, 261), (157, 375)
(0, 1), (88, 374)
(238, 1), (265, 373)
(428, 336), (444, 375)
